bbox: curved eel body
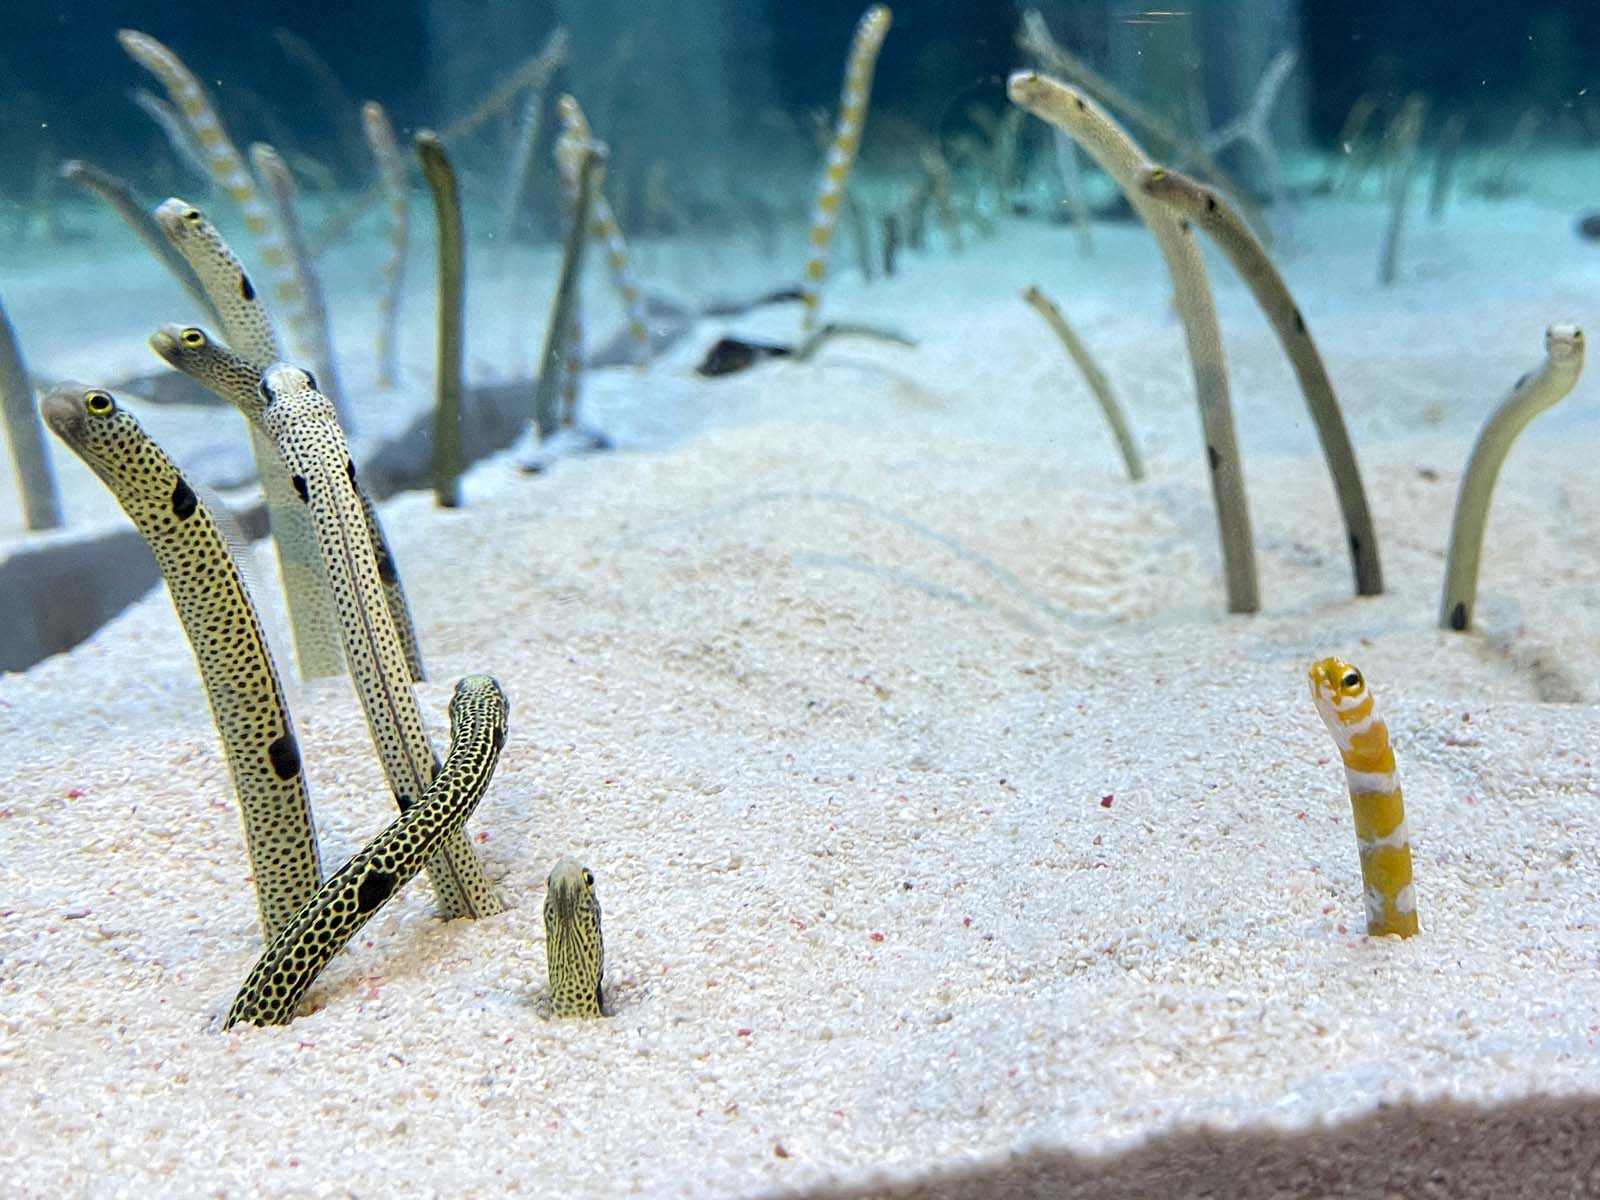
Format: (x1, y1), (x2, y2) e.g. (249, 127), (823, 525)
(544, 858), (605, 1018)
(249, 143), (350, 431)
(41, 384), (322, 942)
(1308, 658), (1418, 938)
(1008, 69), (1257, 614)
(226, 675), (509, 1028)
(1140, 165), (1382, 597)
(153, 197), (343, 680)
(259, 363), (500, 920)
(149, 323), (425, 682)
(1440, 324), (1584, 632)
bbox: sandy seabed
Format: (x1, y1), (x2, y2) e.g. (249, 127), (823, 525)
(4, 168), (1600, 1196)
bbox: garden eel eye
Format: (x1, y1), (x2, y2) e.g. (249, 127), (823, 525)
(183, 208), (202, 223)
(84, 390), (114, 415)
(1341, 670), (1362, 690)
(583, 869), (594, 888)
(181, 328), (205, 346)
(257, 378), (273, 404)
(303, 370), (319, 391)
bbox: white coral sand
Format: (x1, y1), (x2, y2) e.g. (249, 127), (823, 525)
(3, 155), (1600, 1196)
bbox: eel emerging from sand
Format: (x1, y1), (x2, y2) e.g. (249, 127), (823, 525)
(153, 197), (344, 680)
(41, 384), (323, 943)
(226, 675), (509, 1028)
(544, 858), (606, 1018)
(1307, 657), (1418, 938)
(147, 322), (426, 683)
(258, 363), (501, 920)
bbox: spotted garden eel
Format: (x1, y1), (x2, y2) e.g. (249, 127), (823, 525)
(147, 322), (425, 682)
(1308, 657), (1418, 938)
(544, 858), (605, 1018)
(225, 675), (509, 1028)
(41, 384), (322, 943)
(152, 197), (343, 680)
(259, 363), (501, 920)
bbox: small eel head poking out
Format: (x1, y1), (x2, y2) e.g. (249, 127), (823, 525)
(543, 857), (605, 1018)
(42, 384), (176, 507)
(1547, 323), (1584, 363)
(1308, 656), (1371, 744)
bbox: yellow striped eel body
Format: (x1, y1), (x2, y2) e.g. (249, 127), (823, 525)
(117, 31), (315, 362)
(1308, 658), (1419, 938)
(258, 364), (501, 920)
(801, 4), (892, 332)
(1138, 165), (1382, 597)
(152, 198), (343, 680)
(40, 384), (322, 942)
(544, 858), (605, 1018)
(554, 95), (649, 364)
(226, 675), (509, 1028)
(148, 323), (425, 683)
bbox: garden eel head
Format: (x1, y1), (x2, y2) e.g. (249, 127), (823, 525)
(153, 197), (225, 259)
(42, 384), (186, 508)
(543, 857), (605, 1019)
(450, 674), (510, 750)
(1547, 324), (1584, 363)
(260, 361), (322, 404)
(149, 324), (265, 419)
(1308, 656), (1370, 739)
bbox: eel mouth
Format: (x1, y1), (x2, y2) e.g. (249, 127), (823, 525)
(39, 383), (92, 441)
(147, 325), (183, 366)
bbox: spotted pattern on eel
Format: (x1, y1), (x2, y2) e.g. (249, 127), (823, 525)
(259, 363), (500, 920)
(148, 323), (425, 683)
(544, 858), (605, 1018)
(1308, 658), (1418, 938)
(225, 675), (509, 1028)
(152, 197), (343, 680)
(41, 384), (322, 943)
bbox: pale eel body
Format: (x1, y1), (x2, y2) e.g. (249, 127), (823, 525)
(226, 675), (509, 1028)
(41, 384), (322, 942)
(153, 197), (343, 680)
(360, 101), (409, 389)
(1308, 658), (1418, 938)
(148, 323), (426, 683)
(1139, 165), (1382, 598)
(1008, 69), (1257, 615)
(801, 4), (892, 332)
(259, 364), (500, 920)
(1440, 324), (1584, 632)
(544, 858), (605, 1018)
